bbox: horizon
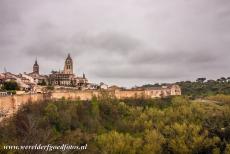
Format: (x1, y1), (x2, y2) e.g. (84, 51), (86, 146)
(1, 54), (229, 88)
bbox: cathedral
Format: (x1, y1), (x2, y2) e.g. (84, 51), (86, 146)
(49, 54), (88, 88)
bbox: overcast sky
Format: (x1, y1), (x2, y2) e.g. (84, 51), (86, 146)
(0, 0), (230, 87)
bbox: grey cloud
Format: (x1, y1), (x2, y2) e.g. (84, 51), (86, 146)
(71, 32), (142, 53)
(92, 64), (188, 80)
(25, 26), (68, 59)
(25, 30), (142, 60)
(26, 41), (67, 60)
(0, 0), (230, 86)
(129, 50), (219, 65)
(0, 0), (21, 26)
(91, 49), (229, 83)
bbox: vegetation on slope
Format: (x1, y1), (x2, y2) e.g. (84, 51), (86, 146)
(0, 93), (230, 154)
(177, 78), (230, 99)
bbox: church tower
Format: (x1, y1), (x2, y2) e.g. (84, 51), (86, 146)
(33, 59), (39, 74)
(64, 54), (73, 74)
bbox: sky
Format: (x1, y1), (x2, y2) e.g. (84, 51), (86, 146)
(0, 0), (230, 87)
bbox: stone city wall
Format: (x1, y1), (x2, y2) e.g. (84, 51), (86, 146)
(0, 94), (46, 120)
(51, 90), (100, 100)
(0, 88), (181, 121)
(115, 90), (145, 99)
(0, 91), (101, 121)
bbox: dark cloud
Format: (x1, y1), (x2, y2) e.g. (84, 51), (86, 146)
(0, 0), (21, 26)
(92, 64), (188, 79)
(78, 33), (141, 53)
(25, 30), (69, 59)
(26, 30), (142, 60)
(0, 0), (230, 87)
(129, 50), (219, 65)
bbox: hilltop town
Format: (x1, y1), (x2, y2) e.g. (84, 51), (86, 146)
(0, 54), (181, 98)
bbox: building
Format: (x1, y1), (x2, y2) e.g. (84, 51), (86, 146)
(33, 59), (39, 74)
(1, 72), (30, 91)
(0, 74), (4, 89)
(0, 55), (88, 92)
(49, 54), (88, 88)
(63, 54), (73, 74)
(114, 84), (181, 99)
(100, 82), (109, 90)
(0, 53), (182, 97)
(26, 59), (48, 85)
(144, 84), (181, 98)
(25, 59), (48, 85)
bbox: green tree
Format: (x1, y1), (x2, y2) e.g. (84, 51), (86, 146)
(225, 144), (230, 154)
(38, 79), (46, 86)
(165, 123), (220, 154)
(142, 129), (165, 154)
(97, 131), (142, 154)
(44, 103), (59, 124)
(196, 78), (206, 83)
(2, 81), (20, 91)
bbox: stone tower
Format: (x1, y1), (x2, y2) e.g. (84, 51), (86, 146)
(64, 54), (73, 74)
(33, 59), (39, 74)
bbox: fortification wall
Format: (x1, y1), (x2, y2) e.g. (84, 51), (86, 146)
(115, 90), (145, 99)
(0, 96), (15, 116)
(0, 87), (181, 121)
(51, 91), (100, 100)
(0, 91), (103, 121)
(0, 94), (45, 119)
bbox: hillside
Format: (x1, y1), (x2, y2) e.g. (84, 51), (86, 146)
(177, 78), (230, 98)
(0, 94), (230, 154)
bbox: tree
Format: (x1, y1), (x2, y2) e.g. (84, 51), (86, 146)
(219, 77), (227, 83)
(196, 78), (206, 83)
(44, 103), (59, 124)
(1, 93), (230, 153)
(225, 144), (230, 154)
(38, 79), (46, 86)
(165, 123), (220, 154)
(142, 129), (165, 154)
(2, 80), (20, 91)
(227, 77), (230, 82)
(97, 131), (142, 154)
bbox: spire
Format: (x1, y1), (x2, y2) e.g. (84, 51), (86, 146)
(67, 53), (71, 59)
(66, 53), (73, 60)
(34, 58), (38, 66)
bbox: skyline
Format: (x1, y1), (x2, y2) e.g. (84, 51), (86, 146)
(0, 0), (230, 87)
(1, 54), (229, 87)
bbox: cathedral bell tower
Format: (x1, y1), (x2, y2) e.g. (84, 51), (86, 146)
(33, 59), (39, 74)
(64, 54), (73, 74)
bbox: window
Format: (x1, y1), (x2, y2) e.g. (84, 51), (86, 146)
(67, 65), (71, 69)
